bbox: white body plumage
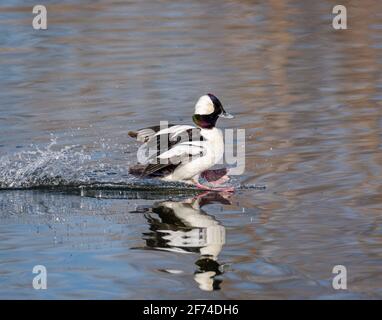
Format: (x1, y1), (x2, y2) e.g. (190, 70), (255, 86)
(161, 127), (224, 183)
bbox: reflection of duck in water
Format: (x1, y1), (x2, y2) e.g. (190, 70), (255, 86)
(141, 192), (230, 291)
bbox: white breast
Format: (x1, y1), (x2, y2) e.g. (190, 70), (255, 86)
(200, 127), (224, 164)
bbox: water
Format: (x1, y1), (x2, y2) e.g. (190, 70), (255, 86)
(0, 0), (381, 299)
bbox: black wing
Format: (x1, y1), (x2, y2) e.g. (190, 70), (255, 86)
(129, 126), (204, 177)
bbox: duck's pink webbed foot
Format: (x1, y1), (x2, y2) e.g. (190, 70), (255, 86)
(196, 168), (234, 192)
(194, 182), (234, 193)
(206, 175), (230, 186)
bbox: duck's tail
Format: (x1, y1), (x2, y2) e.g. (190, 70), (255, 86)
(128, 131), (138, 138)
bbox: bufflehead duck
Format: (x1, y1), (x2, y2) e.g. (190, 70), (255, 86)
(128, 94), (234, 191)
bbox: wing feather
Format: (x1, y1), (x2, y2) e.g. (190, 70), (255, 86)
(141, 164), (171, 177)
(157, 142), (205, 159)
(129, 124), (176, 143)
(131, 125), (204, 177)
(154, 125), (195, 140)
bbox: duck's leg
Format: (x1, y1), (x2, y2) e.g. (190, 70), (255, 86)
(201, 168), (228, 184)
(189, 173), (234, 192)
(193, 181), (234, 193)
(206, 175), (230, 186)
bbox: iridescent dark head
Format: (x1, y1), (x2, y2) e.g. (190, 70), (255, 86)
(192, 94), (233, 129)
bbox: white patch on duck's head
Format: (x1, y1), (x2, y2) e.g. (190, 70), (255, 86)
(194, 95), (214, 115)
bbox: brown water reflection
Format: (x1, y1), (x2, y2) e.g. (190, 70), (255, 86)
(0, 0), (381, 299)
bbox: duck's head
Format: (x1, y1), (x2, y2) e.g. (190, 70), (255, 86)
(192, 94), (233, 129)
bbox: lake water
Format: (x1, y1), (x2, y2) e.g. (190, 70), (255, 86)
(0, 0), (381, 299)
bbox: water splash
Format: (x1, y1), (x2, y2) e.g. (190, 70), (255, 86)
(0, 138), (265, 192)
(0, 138), (131, 189)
